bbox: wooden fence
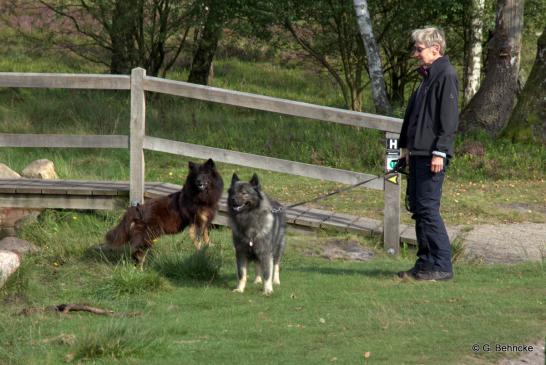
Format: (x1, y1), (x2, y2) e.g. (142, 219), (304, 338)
(0, 68), (403, 252)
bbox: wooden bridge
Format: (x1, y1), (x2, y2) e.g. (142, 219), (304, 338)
(0, 178), (431, 244)
(0, 69), (411, 250)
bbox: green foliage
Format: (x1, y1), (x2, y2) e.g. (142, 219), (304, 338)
(451, 131), (546, 181)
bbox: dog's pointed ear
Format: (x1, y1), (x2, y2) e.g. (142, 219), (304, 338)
(204, 158), (215, 169)
(188, 161), (196, 171)
(250, 173), (260, 189)
(231, 173), (239, 186)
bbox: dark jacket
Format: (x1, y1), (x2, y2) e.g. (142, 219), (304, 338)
(399, 56), (459, 157)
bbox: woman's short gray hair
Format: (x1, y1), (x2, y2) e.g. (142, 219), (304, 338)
(411, 27), (446, 55)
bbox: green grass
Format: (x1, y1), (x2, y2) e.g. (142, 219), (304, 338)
(0, 211), (544, 365)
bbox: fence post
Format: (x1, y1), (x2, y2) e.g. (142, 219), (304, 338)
(383, 132), (401, 254)
(130, 67), (146, 206)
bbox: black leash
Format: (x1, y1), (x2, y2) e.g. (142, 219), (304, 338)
(284, 174), (380, 210)
(272, 159), (408, 213)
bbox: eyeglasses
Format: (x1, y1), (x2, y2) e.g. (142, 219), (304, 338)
(412, 46), (430, 54)
(412, 44), (439, 54)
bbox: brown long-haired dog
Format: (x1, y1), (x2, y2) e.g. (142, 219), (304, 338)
(105, 158), (224, 266)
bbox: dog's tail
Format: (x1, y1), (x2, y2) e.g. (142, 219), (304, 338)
(105, 206), (140, 246)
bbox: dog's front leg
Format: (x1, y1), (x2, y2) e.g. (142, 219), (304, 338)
(130, 233), (151, 270)
(233, 252), (248, 293)
(202, 226), (210, 246)
(273, 262), (281, 286)
(254, 263), (263, 284)
(189, 224), (202, 250)
(261, 255), (274, 295)
(199, 211), (211, 247)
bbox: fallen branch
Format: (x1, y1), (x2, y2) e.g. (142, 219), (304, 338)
(19, 303), (142, 317)
(54, 303), (114, 315)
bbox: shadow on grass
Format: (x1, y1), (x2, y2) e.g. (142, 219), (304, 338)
(150, 247), (231, 289)
(287, 266), (398, 278)
(81, 244), (133, 266)
(80, 243), (232, 289)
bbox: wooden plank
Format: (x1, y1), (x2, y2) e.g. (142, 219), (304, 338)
(144, 136), (384, 190)
(0, 134), (128, 149)
(284, 206), (310, 224)
(16, 187), (42, 194)
(0, 72), (130, 90)
(65, 187), (94, 196)
(144, 76), (403, 133)
(0, 179), (126, 195)
(211, 212), (229, 227)
(41, 188), (68, 195)
(145, 182), (180, 195)
(400, 224), (416, 245)
(0, 195), (124, 210)
(347, 216), (383, 235)
(91, 189), (118, 196)
(320, 212), (359, 231)
(130, 68), (146, 205)
(294, 209), (330, 228)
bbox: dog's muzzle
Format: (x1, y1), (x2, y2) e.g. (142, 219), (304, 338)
(230, 201), (248, 212)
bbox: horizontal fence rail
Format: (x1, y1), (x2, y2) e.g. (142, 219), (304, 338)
(0, 72), (130, 90)
(144, 136), (383, 190)
(144, 76), (402, 133)
(0, 134), (128, 149)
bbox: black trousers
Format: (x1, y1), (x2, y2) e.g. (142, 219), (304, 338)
(407, 155), (452, 273)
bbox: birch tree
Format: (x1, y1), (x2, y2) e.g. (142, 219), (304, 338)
(353, 0), (392, 115)
(463, 0), (485, 106)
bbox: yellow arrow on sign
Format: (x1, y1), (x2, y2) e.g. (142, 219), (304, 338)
(386, 174), (398, 185)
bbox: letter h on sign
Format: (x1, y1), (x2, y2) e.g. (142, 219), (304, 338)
(387, 138), (398, 150)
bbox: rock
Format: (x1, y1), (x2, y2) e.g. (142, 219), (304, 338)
(0, 163), (21, 179)
(0, 207), (41, 238)
(303, 239), (375, 261)
(0, 162), (43, 237)
(21, 159), (58, 179)
(0, 237), (39, 256)
(0, 250), (20, 288)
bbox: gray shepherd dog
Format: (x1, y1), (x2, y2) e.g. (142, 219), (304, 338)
(227, 173), (286, 295)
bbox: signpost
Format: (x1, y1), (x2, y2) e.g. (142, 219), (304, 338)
(383, 133), (401, 254)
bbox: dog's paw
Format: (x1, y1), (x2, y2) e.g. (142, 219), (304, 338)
(232, 288), (245, 293)
(253, 276), (263, 284)
(263, 282), (273, 296)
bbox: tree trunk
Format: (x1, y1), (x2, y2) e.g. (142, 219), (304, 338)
(353, 0), (392, 116)
(187, 2), (224, 85)
(502, 27), (546, 143)
(109, 0), (140, 74)
(459, 0), (524, 135)
(463, 0), (485, 106)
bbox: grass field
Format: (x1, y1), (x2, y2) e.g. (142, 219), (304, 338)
(1, 31), (545, 364)
(1, 210), (544, 365)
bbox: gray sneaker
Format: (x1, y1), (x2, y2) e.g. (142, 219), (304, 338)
(415, 270), (453, 281)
